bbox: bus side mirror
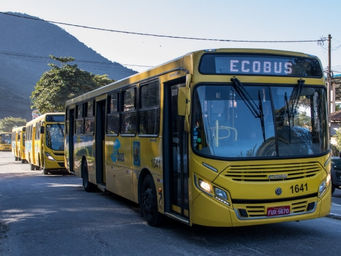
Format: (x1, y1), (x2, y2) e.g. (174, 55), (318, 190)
(23, 127), (26, 132)
(40, 126), (45, 134)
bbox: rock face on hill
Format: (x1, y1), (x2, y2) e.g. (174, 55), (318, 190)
(0, 12), (136, 120)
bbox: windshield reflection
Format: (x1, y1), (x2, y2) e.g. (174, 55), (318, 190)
(0, 134), (11, 144)
(192, 83), (328, 158)
(46, 124), (64, 151)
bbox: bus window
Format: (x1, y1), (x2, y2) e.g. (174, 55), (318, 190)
(139, 81), (160, 135)
(75, 104), (84, 134)
(106, 93), (120, 135)
(121, 87), (136, 135)
(85, 100), (95, 134)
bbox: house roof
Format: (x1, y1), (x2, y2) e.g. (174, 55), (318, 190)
(330, 110), (341, 121)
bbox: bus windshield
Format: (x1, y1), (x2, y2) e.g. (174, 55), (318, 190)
(46, 124), (64, 151)
(192, 83), (328, 158)
(0, 134), (11, 144)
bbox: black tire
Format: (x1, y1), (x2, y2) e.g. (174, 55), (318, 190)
(30, 164), (35, 170)
(82, 160), (96, 192)
(37, 157), (41, 170)
(332, 185), (336, 195)
(140, 175), (163, 226)
(43, 169), (49, 175)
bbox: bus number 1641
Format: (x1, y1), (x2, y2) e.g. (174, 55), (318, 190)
(290, 183), (308, 194)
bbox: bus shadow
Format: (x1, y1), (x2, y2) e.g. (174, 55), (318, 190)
(98, 189), (324, 245)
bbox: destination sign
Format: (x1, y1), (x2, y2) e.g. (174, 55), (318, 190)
(199, 53), (322, 77)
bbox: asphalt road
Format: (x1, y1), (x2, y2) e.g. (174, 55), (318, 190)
(1, 151), (341, 256)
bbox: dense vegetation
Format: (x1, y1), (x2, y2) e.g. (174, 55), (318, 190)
(0, 117), (26, 132)
(31, 56), (113, 113)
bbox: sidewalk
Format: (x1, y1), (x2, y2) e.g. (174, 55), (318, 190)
(328, 189), (341, 220)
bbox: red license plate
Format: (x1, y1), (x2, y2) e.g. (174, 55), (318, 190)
(267, 206), (290, 216)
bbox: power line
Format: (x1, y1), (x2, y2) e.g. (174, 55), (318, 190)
(0, 50), (152, 68)
(0, 12), (327, 44)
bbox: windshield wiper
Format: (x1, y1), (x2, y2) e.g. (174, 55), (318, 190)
(290, 79), (305, 117)
(231, 78), (261, 118)
(283, 79), (304, 143)
(258, 91), (266, 142)
(57, 123), (65, 136)
(284, 92), (292, 142)
(230, 77), (266, 141)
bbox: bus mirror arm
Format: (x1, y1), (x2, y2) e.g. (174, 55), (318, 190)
(178, 73), (192, 114)
(177, 88), (190, 132)
(177, 74), (192, 131)
(178, 87), (189, 116)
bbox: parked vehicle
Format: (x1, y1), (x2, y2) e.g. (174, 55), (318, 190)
(331, 157), (341, 194)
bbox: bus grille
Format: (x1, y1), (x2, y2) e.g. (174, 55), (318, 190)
(236, 200), (316, 219)
(224, 162), (320, 182)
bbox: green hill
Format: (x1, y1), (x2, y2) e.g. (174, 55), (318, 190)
(0, 12), (136, 120)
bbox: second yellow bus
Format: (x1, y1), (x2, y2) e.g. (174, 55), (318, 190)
(25, 113), (66, 174)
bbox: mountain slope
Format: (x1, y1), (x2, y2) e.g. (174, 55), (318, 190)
(0, 12), (136, 120)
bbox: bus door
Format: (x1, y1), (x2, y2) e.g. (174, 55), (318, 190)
(164, 80), (189, 221)
(68, 108), (75, 172)
(95, 100), (106, 185)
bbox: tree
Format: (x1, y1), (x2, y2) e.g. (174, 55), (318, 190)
(335, 128), (341, 153)
(31, 55), (114, 113)
(0, 117), (27, 132)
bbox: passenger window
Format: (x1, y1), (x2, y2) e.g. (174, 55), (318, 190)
(121, 87), (136, 135)
(85, 100), (95, 134)
(75, 104), (84, 134)
(106, 93), (120, 135)
(139, 81), (160, 136)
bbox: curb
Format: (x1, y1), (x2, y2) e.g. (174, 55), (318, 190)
(327, 213), (341, 220)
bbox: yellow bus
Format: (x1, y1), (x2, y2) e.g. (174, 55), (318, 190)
(11, 126), (26, 162)
(65, 48), (331, 227)
(25, 113), (65, 174)
(0, 132), (12, 151)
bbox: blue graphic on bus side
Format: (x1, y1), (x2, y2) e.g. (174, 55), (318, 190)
(111, 139), (121, 162)
(133, 141), (140, 166)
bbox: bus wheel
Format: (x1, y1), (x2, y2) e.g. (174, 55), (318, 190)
(30, 164), (35, 171)
(140, 175), (162, 226)
(332, 185), (336, 194)
(43, 169), (49, 175)
(81, 160), (95, 192)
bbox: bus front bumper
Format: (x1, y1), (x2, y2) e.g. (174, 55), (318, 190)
(0, 145), (12, 151)
(191, 185), (331, 227)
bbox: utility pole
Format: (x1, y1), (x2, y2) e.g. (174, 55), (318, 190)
(328, 34), (334, 113)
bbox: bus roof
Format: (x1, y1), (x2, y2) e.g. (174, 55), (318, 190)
(26, 112), (65, 126)
(65, 48), (321, 106)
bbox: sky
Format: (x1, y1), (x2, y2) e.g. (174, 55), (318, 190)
(1, 0), (341, 73)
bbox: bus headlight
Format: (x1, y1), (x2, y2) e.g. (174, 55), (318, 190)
(318, 173), (331, 197)
(45, 152), (55, 161)
(195, 175), (230, 206)
(198, 179), (212, 194)
(214, 187), (230, 205)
